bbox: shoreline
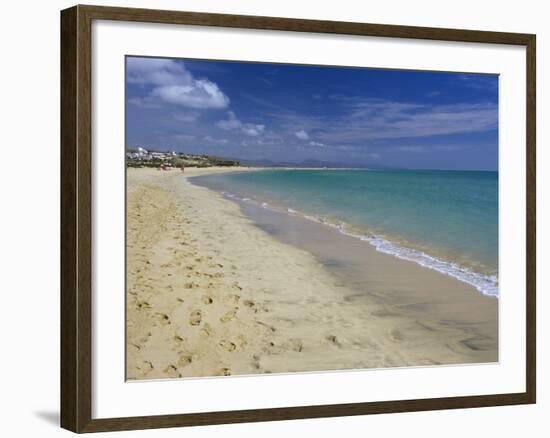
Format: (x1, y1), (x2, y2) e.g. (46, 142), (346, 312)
(126, 167), (498, 380)
(190, 169), (499, 297)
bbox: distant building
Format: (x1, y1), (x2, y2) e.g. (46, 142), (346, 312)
(125, 147), (149, 161)
(126, 146), (240, 168)
(150, 151), (169, 160)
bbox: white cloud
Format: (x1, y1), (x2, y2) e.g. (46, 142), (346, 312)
(241, 137), (283, 148)
(217, 111), (265, 136)
(281, 99), (497, 144)
(127, 57), (229, 109)
(309, 141), (325, 147)
(127, 97), (161, 109)
(173, 112), (199, 123)
(127, 58), (184, 85)
(149, 83), (228, 109)
(457, 74), (498, 91)
(242, 125), (265, 136)
(398, 145), (461, 153)
(217, 111), (241, 130)
(295, 130), (309, 140)
(204, 136), (228, 144)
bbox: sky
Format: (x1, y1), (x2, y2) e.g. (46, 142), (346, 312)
(126, 56), (498, 170)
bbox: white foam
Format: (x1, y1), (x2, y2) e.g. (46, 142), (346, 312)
(355, 234), (498, 297)
(216, 189), (499, 297)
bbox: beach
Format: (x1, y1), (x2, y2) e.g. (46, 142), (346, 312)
(126, 167), (498, 380)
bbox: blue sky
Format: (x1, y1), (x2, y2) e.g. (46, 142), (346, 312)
(126, 56), (498, 170)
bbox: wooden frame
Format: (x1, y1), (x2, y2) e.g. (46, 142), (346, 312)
(60, 4), (536, 433)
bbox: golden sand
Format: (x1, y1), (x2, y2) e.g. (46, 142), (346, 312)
(126, 167), (498, 380)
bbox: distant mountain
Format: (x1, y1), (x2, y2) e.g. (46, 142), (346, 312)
(237, 157), (395, 169)
(127, 147), (398, 170)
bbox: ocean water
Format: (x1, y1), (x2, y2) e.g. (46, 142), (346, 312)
(191, 169), (498, 296)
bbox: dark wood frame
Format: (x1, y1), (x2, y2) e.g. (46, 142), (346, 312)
(61, 4), (536, 433)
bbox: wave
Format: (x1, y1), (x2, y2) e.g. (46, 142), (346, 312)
(220, 189), (499, 297)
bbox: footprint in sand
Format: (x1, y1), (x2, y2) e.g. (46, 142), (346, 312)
(275, 317), (295, 328)
(256, 320), (276, 333)
(139, 332), (152, 343)
(178, 354), (193, 367)
(251, 355), (261, 370)
(289, 339), (303, 352)
(189, 310), (202, 326)
(137, 360), (153, 375)
(136, 300), (152, 310)
(155, 313), (171, 326)
(236, 334), (248, 348)
(390, 328), (404, 342)
(326, 334), (342, 347)
(220, 308), (237, 323)
(219, 340), (236, 352)
(200, 323), (213, 337)
(164, 364), (181, 378)
(217, 367), (231, 376)
(264, 341), (287, 355)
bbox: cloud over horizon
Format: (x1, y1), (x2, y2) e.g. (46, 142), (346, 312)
(217, 111), (266, 136)
(126, 57), (498, 170)
(127, 57), (229, 109)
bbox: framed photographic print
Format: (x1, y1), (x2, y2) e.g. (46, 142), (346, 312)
(60, 4), (536, 433)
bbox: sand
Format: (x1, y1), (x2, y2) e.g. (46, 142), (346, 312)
(126, 167), (498, 380)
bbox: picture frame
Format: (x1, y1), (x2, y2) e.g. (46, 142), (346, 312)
(60, 4), (536, 433)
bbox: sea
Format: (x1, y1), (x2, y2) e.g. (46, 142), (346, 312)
(190, 169), (499, 297)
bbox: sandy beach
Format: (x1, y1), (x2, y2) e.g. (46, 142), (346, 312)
(126, 167), (498, 380)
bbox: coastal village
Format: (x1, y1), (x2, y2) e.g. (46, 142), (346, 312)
(126, 147), (241, 169)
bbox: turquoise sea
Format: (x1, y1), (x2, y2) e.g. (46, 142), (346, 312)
(191, 169), (499, 296)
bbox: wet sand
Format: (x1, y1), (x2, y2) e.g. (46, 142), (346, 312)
(126, 167), (498, 380)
